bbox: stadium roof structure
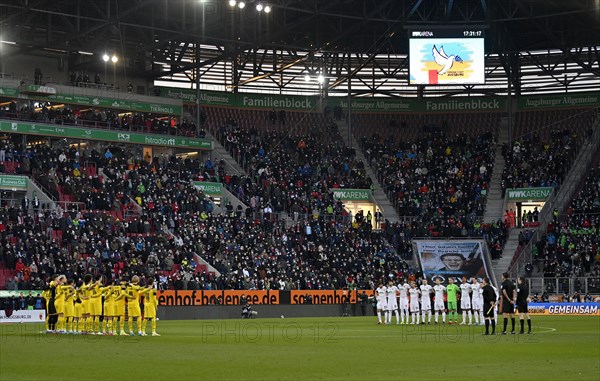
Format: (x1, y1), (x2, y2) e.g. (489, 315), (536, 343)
(0, 0), (599, 97)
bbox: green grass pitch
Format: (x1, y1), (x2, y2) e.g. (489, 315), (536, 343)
(1, 316), (598, 380)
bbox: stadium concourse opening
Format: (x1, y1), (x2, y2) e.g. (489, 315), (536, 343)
(330, 188), (379, 228)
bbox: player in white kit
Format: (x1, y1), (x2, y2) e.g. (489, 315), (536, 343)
(420, 279), (433, 324)
(470, 278), (483, 325)
(375, 282), (387, 325)
(386, 280), (400, 325)
(433, 278), (447, 324)
(459, 277), (473, 325)
(398, 279), (410, 324)
(408, 281), (421, 324)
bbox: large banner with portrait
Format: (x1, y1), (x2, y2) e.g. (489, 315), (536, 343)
(413, 240), (493, 283)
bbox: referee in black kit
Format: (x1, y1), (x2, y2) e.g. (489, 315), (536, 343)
(481, 278), (497, 335)
(500, 272), (516, 334)
(517, 276), (532, 334)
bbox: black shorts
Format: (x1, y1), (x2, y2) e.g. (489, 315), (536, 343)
(502, 301), (515, 314)
(517, 302), (528, 314)
(48, 298), (57, 315)
(483, 303), (495, 318)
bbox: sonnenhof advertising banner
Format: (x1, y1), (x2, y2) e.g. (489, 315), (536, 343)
(413, 240), (493, 283)
(155, 290), (376, 306)
(0, 121), (213, 151)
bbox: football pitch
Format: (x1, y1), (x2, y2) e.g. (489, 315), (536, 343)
(1, 316), (598, 381)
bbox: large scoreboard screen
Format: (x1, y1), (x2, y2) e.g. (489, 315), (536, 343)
(409, 28), (485, 85)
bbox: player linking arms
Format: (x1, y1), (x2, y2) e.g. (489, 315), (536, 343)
(445, 277), (460, 324)
(141, 277), (161, 336)
(126, 275), (146, 336)
(433, 278), (446, 324)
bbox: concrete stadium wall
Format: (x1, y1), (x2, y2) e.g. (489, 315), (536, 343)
(157, 304), (377, 320)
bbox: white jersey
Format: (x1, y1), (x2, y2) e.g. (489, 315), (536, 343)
(398, 283), (410, 300)
(420, 284), (432, 310)
(386, 285), (399, 310)
(376, 286), (387, 310)
(409, 287), (420, 312)
(471, 283), (483, 309)
(433, 285), (446, 310)
(492, 285), (499, 301)
(460, 283), (472, 309)
(398, 283), (410, 310)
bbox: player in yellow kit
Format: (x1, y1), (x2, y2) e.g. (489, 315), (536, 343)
(73, 284), (83, 334)
(79, 274), (93, 333)
(126, 275), (144, 336)
(41, 284), (52, 332)
(89, 274), (106, 335)
(113, 278), (127, 335)
(62, 279), (76, 334)
(141, 277), (160, 336)
(102, 281), (115, 335)
(53, 275), (67, 333)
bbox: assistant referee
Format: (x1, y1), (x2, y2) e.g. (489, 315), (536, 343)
(517, 276), (532, 334)
(500, 272), (516, 334)
(481, 278), (496, 335)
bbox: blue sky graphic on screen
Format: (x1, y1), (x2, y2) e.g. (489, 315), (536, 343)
(409, 37), (485, 85)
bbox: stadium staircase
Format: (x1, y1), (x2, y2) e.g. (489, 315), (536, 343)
(204, 131), (247, 177)
(201, 131), (250, 212)
(483, 118), (509, 223)
(335, 118), (400, 224)
(492, 228), (523, 282)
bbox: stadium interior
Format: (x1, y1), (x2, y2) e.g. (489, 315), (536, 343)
(0, 0), (598, 296)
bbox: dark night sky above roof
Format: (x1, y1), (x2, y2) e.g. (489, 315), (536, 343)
(1, 0), (599, 56)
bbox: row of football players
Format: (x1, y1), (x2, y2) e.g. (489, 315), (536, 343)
(44, 273), (160, 336)
(374, 277), (498, 325)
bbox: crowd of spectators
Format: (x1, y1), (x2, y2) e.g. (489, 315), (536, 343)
(0, 140), (418, 292)
(211, 110), (373, 220)
(359, 129), (507, 254)
(532, 165), (600, 278)
(501, 129), (578, 196)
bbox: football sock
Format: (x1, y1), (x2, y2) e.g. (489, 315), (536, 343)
(511, 317), (515, 332)
(462, 311), (466, 322)
(491, 319), (496, 334)
(442, 311), (446, 323)
(468, 311), (472, 323)
(527, 319), (531, 332)
(520, 319), (524, 333)
(152, 318), (157, 333)
(377, 311), (382, 323)
(485, 320), (490, 334)
(394, 310), (400, 323)
(503, 317), (508, 332)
